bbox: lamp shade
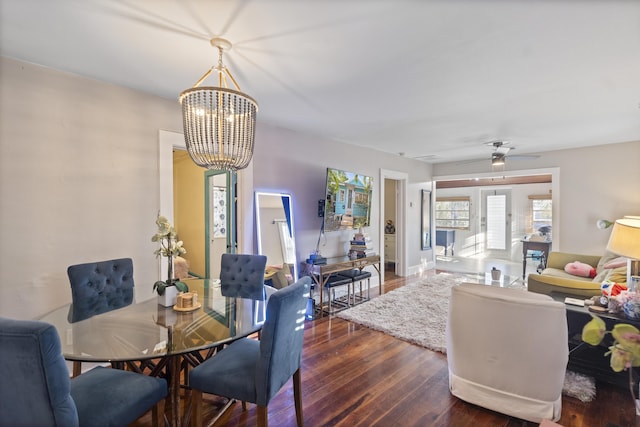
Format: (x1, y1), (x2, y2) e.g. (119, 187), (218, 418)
(606, 218), (640, 260)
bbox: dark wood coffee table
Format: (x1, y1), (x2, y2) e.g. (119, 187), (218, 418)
(551, 292), (640, 388)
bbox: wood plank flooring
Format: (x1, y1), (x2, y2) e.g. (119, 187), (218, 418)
(133, 272), (637, 427)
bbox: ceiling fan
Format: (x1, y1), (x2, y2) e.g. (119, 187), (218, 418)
(487, 141), (539, 166)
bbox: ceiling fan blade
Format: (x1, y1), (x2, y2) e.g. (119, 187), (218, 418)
(453, 158), (486, 165)
(508, 154), (540, 161)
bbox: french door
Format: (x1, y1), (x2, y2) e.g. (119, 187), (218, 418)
(205, 170), (236, 279)
(481, 189), (511, 258)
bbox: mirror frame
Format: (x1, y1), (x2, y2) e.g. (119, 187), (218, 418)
(421, 189), (431, 250)
(255, 191), (298, 281)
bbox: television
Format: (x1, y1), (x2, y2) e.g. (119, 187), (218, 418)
(323, 167), (373, 232)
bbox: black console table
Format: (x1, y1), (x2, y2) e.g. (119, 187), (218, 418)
(301, 255), (381, 318)
(551, 292), (640, 388)
(436, 230), (455, 256)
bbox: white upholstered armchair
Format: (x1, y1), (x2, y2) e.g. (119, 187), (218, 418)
(446, 284), (568, 423)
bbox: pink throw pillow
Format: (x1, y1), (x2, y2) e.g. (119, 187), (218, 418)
(565, 261), (597, 278)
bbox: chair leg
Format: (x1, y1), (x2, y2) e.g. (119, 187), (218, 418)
(257, 405), (268, 427)
(72, 361), (81, 378)
(152, 398), (165, 427)
(191, 390), (202, 427)
(293, 369), (303, 427)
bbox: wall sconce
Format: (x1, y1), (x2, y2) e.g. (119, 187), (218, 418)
(596, 219), (613, 229)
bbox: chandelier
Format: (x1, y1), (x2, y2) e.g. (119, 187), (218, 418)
(179, 38), (258, 171)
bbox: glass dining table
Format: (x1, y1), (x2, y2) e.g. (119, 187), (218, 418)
(38, 278), (266, 427)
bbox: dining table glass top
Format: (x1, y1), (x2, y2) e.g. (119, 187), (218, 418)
(38, 279), (266, 363)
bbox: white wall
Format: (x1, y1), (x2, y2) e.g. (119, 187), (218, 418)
(434, 140), (640, 256)
(252, 123), (434, 273)
(0, 57), (434, 320)
(0, 57), (183, 319)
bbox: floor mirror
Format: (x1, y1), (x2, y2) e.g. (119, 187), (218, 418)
(255, 192), (298, 288)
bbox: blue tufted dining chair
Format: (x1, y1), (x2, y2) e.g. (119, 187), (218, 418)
(0, 317), (168, 427)
(219, 253), (268, 300)
(67, 258), (134, 323)
(67, 258), (135, 376)
(189, 276), (311, 427)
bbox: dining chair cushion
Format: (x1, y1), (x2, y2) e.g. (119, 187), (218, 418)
(190, 276), (310, 407)
(257, 277), (309, 405)
(0, 317), (168, 427)
(189, 338), (260, 403)
(67, 258), (134, 322)
(219, 253), (268, 300)
(0, 318), (78, 427)
(71, 367), (167, 427)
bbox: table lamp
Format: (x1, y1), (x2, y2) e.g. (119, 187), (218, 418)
(606, 217), (640, 289)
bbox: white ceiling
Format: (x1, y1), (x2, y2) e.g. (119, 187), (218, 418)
(2, 0), (639, 163)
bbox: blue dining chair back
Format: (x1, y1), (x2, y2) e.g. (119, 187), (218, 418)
(189, 276), (311, 427)
(0, 317), (167, 427)
(67, 258), (134, 323)
(219, 253), (268, 300)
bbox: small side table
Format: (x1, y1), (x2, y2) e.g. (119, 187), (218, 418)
(521, 239), (551, 279)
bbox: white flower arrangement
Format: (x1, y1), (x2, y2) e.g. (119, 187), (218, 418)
(152, 216), (188, 295)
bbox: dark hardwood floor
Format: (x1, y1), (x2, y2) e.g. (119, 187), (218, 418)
(134, 271), (638, 427)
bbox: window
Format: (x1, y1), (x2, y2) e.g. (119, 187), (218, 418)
(435, 197), (470, 230)
(529, 195), (552, 233)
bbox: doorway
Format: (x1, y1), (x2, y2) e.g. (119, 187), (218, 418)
(383, 178), (398, 274)
(380, 169), (408, 279)
(433, 168), (560, 276)
(205, 170), (236, 279)
(159, 130), (252, 279)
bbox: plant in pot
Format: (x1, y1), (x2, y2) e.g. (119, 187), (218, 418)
(583, 314), (640, 415)
(152, 215), (188, 306)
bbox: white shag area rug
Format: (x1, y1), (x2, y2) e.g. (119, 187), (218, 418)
(336, 272), (596, 402)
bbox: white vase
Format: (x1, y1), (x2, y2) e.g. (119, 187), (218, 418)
(158, 285), (179, 307)
(156, 304), (177, 327)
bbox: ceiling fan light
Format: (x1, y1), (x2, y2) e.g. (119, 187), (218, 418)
(492, 153), (505, 166)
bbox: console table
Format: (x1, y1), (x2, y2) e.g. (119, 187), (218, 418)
(551, 292), (640, 388)
(301, 254), (381, 317)
(436, 230), (455, 256)
(521, 239), (551, 278)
